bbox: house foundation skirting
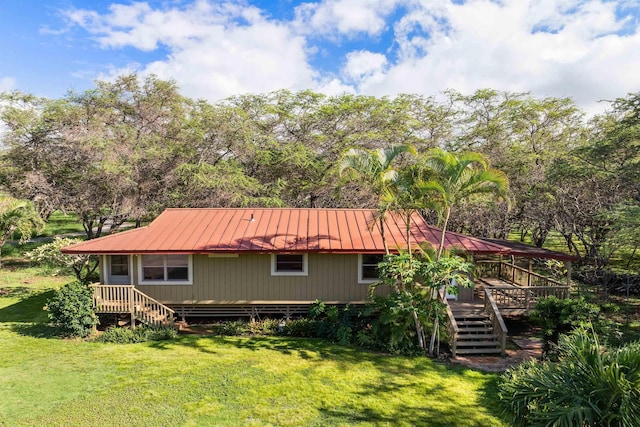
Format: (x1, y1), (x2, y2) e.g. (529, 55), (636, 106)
(170, 302), (364, 320)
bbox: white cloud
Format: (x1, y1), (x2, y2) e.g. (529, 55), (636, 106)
(342, 50), (387, 85)
(293, 0), (400, 37)
(65, 1), (322, 99)
(354, 0), (640, 113)
(61, 0), (640, 113)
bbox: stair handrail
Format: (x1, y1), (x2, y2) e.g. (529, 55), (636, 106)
(484, 288), (508, 356)
(90, 284), (174, 327)
(440, 290), (460, 357)
(132, 287), (175, 327)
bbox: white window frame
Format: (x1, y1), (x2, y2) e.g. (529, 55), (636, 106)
(109, 254), (130, 277)
(271, 254), (308, 276)
(358, 254), (384, 284)
(138, 254), (193, 285)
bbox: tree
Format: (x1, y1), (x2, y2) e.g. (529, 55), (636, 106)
(419, 149), (509, 259)
(27, 237), (99, 283)
(0, 195), (44, 266)
(416, 149), (508, 355)
(339, 145), (416, 254)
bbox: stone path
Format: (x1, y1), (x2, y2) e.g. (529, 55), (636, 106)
(449, 336), (542, 372)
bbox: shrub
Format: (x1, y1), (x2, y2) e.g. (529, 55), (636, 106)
(308, 300), (363, 345)
(27, 237), (99, 283)
(247, 318), (280, 335)
(530, 296), (600, 359)
(47, 281), (97, 337)
(364, 292), (441, 355)
(280, 319), (317, 337)
(213, 320), (249, 336)
(499, 327), (640, 426)
(96, 325), (178, 343)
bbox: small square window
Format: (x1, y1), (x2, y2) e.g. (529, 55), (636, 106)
(359, 254), (384, 283)
(110, 255), (129, 276)
(271, 254), (308, 276)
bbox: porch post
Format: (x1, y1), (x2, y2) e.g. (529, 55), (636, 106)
(129, 286), (135, 329)
(527, 259), (532, 287)
(565, 261), (572, 287)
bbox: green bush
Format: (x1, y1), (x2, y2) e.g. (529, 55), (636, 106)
(47, 281), (97, 337)
(530, 296), (601, 359)
(96, 326), (178, 343)
(212, 320), (249, 336)
(364, 292), (440, 355)
(307, 300), (363, 345)
(247, 318), (280, 335)
(281, 318), (317, 337)
(499, 327), (640, 426)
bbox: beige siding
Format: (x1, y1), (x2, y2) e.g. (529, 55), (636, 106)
(126, 253), (383, 304)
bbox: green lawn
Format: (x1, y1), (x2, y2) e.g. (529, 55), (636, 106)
(0, 266), (507, 427)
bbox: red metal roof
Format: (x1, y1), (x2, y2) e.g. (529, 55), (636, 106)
(61, 208), (511, 255)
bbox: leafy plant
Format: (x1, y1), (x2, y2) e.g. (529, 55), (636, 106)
(280, 318), (317, 337)
(530, 296), (601, 359)
(96, 325), (177, 343)
(368, 252), (474, 355)
(499, 327), (640, 427)
(308, 301), (362, 345)
(47, 281), (97, 337)
(27, 237), (99, 283)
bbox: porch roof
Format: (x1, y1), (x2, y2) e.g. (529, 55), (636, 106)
(480, 238), (579, 262)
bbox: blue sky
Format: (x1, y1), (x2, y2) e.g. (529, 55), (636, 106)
(1, 0), (640, 113)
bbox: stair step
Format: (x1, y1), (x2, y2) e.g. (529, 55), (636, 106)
(457, 334), (498, 341)
(456, 340), (500, 347)
(454, 315), (488, 321)
(457, 327), (494, 333)
(452, 311), (485, 317)
(457, 320), (491, 326)
(455, 347), (503, 355)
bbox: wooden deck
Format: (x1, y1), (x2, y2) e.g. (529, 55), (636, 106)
(444, 260), (571, 357)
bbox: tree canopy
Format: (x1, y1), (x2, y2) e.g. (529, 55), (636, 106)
(1, 75), (638, 276)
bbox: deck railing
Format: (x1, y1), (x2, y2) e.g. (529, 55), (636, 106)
(476, 260), (566, 288)
(487, 285), (570, 310)
(91, 284), (175, 327)
(484, 289), (508, 356)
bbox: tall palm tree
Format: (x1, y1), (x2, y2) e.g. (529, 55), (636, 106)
(339, 145), (416, 254)
(0, 195), (44, 267)
(420, 148), (509, 259)
(419, 149), (509, 355)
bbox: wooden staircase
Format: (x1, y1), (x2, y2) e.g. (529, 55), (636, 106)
(92, 285), (175, 328)
(451, 308), (502, 355)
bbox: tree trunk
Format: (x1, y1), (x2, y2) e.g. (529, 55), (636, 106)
(406, 213), (412, 260)
(437, 207), (451, 260)
(380, 215), (389, 255)
(412, 308), (425, 350)
(0, 226), (17, 268)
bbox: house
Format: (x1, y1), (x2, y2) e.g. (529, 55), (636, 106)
(61, 208), (525, 317)
(62, 208), (576, 322)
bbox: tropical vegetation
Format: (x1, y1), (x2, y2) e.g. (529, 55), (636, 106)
(499, 327), (640, 427)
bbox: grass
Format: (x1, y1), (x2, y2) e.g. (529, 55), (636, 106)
(39, 210), (86, 237)
(0, 266), (508, 427)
